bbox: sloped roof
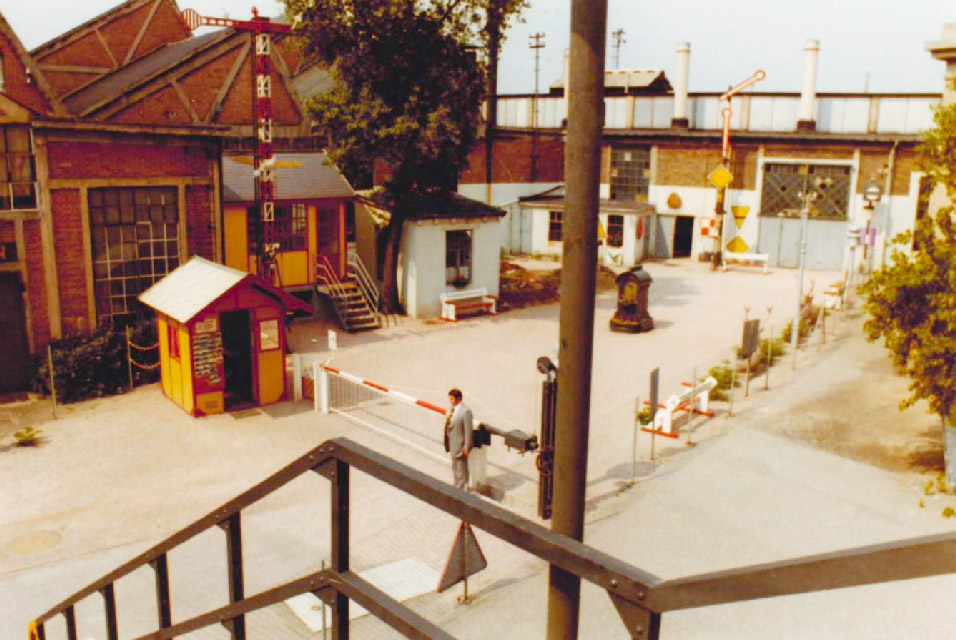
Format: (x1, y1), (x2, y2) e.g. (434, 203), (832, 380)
(139, 256), (312, 321)
(360, 188), (504, 222)
(139, 256), (247, 323)
(223, 152), (355, 202)
(63, 30), (230, 115)
(0, 11), (65, 116)
(519, 185), (656, 214)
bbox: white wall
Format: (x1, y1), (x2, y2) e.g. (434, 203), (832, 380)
(399, 218), (502, 318)
(458, 182), (562, 253)
(648, 184), (760, 259)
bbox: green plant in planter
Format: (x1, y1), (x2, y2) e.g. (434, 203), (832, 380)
(13, 426), (42, 447)
(705, 360), (738, 401)
(636, 407), (652, 425)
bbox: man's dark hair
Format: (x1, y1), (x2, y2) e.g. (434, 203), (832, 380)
(448, 388), (463, 402)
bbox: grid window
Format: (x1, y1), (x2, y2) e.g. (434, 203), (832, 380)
(760, 163), (852, 219)
(610, 147), (650, 202)
(249, 203), (308, 252)
(446, 230), (472, 285)
(548, 210), (562, 242)
(607, 215), (624, 247)
(90, 187), (179, 323)
(0, 125), (36, 210)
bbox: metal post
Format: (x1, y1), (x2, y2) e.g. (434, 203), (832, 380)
(791, 199), (810, 369)
(728, 348), (736, 417)
(546, 2), (607, 639)
(649, 368), (659, 461)
(151, 553), (172, 630)
(630, 397), (639, 484)
(765, 321), (772, 391)
(223, 513), (246, 640)
(126, 326), (134, 392)
(687, 367), (696, 445)
(331, 459), (350, 640)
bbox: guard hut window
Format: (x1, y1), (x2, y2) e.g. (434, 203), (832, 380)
(89, 187), (179, 323)
(272, 203), (307, 251)
(0, 125), (37, 210)
(760, 163), (851, 219)
(446, 229), (472, 285)
(548, 210), (562, 242)
(610, 147), (650, 202)
(607, 215), (625, 247)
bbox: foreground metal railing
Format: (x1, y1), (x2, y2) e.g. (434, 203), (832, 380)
(30, 437), (956, 640)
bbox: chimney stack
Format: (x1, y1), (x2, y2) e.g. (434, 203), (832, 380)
(797, 39), (819, 131)
(672, 42), (690, 128)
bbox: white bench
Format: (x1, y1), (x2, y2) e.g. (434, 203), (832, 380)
(440, 288), (498, 321)
(722, 252), (770, 274)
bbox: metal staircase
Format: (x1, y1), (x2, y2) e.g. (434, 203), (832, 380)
(315, 254), (382, 332)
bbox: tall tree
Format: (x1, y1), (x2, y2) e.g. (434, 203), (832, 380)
(861, 103), (956, 488)
(286, 0), (522, 312)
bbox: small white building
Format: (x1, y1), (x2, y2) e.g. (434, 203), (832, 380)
(355, 190), (505, 318)
(514, 186), (653, 269)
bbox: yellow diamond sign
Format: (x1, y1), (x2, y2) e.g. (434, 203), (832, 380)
(709, 165), (733, 189)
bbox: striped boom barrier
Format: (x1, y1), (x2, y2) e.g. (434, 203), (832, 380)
(321, 365), (448, 416)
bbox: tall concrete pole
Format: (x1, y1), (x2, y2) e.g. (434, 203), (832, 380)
(546, 2), (606, 640)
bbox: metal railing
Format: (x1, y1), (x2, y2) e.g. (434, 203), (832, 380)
(315, 254), (350, 328)
(29, 436), (956, 640)
(347, 250), (381, 312)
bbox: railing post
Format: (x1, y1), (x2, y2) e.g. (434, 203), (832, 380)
(100, 584), (118, 640)
(221, 513), (246, 640)
(63, 606), (76, 640)
(318, 363), (330, 414)
(331, 459), (350, 640)
(150, 553), (172, 630)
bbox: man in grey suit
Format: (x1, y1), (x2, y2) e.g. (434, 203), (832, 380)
(444, 388), (473, 490)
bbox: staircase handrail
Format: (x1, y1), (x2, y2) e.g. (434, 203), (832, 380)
(31, 437), (956, 639)
(347, 251), (381, 312)
(315, 255), (349, 327)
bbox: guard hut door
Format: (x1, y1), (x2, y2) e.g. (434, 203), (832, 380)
(673, 216), (694, 258)
(221, 310), (254, 409)
(0, 274), (29, 392)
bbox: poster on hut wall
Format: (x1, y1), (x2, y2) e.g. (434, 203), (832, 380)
(192, 322), (224, 393)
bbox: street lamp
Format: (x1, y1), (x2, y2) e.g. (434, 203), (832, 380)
(791, 175), (833, 365)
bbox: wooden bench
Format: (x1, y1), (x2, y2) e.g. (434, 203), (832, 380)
(722, 252), (770, 274)
(440, 288), (498, 321)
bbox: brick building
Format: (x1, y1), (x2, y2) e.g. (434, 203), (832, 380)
(0, 0), (310, 391)
(460, 41), (936, 273)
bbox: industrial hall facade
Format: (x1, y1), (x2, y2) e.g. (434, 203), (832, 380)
(0, 0), (324, 391)
(459, 41), (938, 273)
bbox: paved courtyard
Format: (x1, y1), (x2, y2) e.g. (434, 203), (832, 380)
(2, 259), (954, 639)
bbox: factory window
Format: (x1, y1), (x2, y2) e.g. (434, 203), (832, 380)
(760, 163), (852, 219)
(0, 125), (36, 210)
(446, 230), (472, 286)
(610, 147), (650, 202)
(89, 187), (179, 323)
(607, 214), (624, 247)
(548, 210), (562, 242)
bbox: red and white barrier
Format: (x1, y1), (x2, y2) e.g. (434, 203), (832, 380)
(318, 364), (447, 416)
(642, 376), (717, 438)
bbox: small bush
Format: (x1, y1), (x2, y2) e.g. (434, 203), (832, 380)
(13, 425), (42, 446)
(31, 317), (158, 404)
(705, 360), (739, 401)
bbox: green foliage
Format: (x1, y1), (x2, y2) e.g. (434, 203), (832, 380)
(31, 318), (158, 404)
(285, 0), (525, 311)
(943, 506), (956, 518)
(636, 407), (652, 425)
(705, 360), (738, 401)
(13, 425), (42, 447)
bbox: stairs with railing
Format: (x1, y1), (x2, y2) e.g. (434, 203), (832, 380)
(314, 253), (382, 332)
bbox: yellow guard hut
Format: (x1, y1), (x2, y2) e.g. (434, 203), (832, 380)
(139, 257), (309, 416)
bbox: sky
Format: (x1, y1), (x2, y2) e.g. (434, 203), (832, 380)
(3, 1), (956, 95)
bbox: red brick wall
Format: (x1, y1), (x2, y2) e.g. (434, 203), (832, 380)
(0, 221), (13, 243)
(50, 189), (89, 335)
(178, 44), (246, 123)
(185, 185), (214, 259)
(112, 85), (194, 126)
(0, 31), (52, 114)
(24, 220), (50, 349)
(47, 140), (212, 180)
(460, 134), (565, 184)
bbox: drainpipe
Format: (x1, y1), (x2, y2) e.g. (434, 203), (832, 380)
(797, 40), (819, 131)
(672, 42), (690, 128)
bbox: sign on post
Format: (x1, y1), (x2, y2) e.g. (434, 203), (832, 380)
(328, 330), (338, 351)
(741, 319), (760, 358)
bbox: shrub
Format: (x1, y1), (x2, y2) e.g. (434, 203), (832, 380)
(31, 317), (158, 404)
(13, 425), (42, 446)
(705, 359), (738, 401)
